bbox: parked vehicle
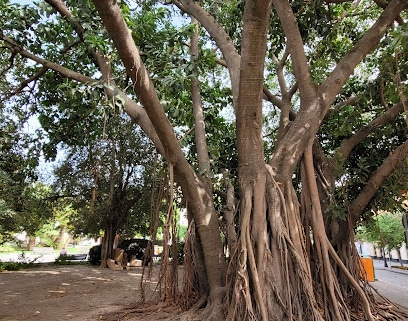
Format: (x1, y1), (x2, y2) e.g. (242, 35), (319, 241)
(117, 238), (150, 262)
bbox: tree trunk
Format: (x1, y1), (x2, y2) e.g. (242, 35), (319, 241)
(58, 225), (67, 249)
(227, 2), (318, 320)
(100, 222), (115, 268)
(395, 247), (403, 267)
(27, 236), (36, 251)
(381, 248), (388, 267)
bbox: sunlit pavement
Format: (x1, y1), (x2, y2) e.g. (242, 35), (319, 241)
(0, 252), (59, 263)
(371, 258), (408, 308)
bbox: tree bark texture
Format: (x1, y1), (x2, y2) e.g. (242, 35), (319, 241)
(93, 0), (226, 308)
(100, 222), (115, 268)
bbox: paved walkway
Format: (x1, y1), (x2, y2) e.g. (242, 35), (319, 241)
(0, 252), (59, 263)
(370, 258), (408, 308)
(0, 247), (91, 263)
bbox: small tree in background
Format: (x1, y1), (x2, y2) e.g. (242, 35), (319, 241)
(53, 113), (155, 267)
(13, 182), (53, 250)
(357, 211), (406, 267)
(35, 202), (76, 249)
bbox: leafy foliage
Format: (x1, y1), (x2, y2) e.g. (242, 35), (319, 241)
(52, 113), (155, 238)
(88, 244), (102, 265)
(357, 211), (406, 251)
(14, 183), (54, 237)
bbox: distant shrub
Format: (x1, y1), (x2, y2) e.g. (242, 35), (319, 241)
(88, 245), (102, 265)
(0, 261), (24, 271)
(54, 254), (76, 265)
(0, 254), (38, 271)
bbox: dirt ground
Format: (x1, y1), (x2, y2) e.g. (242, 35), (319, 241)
(0, 264), (164, 321)
(3, 263), (407, 321)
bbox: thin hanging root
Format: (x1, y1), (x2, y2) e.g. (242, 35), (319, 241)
(266, 164), (323, 320)
(304, 147), (343, 320)
(304, 143), (375, 321)
(181, 219), (199, 309)
(327, 240), (374, 321)
(238, 269), (255, 319)
(141, 155), (165, 302)
(266, 164), (323, 321)
(313, 233), (330, 319)
(237, 192), (254, 318)
(245, 227), (267, 321)
(230, 188), (265, 321)
(282, 229), (324, 320)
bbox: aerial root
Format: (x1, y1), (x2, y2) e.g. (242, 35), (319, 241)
(303, 144), (375, 321)
(366, 292), (408, 321)
(101, 300), (215, 321)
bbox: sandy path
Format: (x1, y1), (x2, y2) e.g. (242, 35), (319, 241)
(0, 264), (160, 321)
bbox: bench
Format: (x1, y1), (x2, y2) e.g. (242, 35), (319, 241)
(71, 254), (88, 260)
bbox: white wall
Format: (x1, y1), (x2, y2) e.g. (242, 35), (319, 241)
(357, 241), (408, 262)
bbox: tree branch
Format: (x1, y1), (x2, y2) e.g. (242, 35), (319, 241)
(1, 32), (93, 83)
(349, 139), (408, 223)
(5, 66), (48, 99)
(320, 0), (408, 112)
(172, 0), (241, 109)
(372, 0), (405, 25)
(92, 0), (212, 226)
(44, 0), (112, 78)
(190, 17), (211, 179)
(271, 0), (316, 102)
(337, 102), (405, 161)
(93, 1), (178, 157)
(0, 32), (164, 155)
(275, 49), (297, 127)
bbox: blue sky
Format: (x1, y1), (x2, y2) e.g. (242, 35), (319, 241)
(11, 0), (33, 4)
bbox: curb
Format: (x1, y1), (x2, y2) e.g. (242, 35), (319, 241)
(373, 260), (408, 276)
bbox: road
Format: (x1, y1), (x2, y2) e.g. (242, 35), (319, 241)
(371, 259), (408, 308)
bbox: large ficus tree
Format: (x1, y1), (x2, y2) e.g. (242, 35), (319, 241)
(1, 0), (408, 320)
